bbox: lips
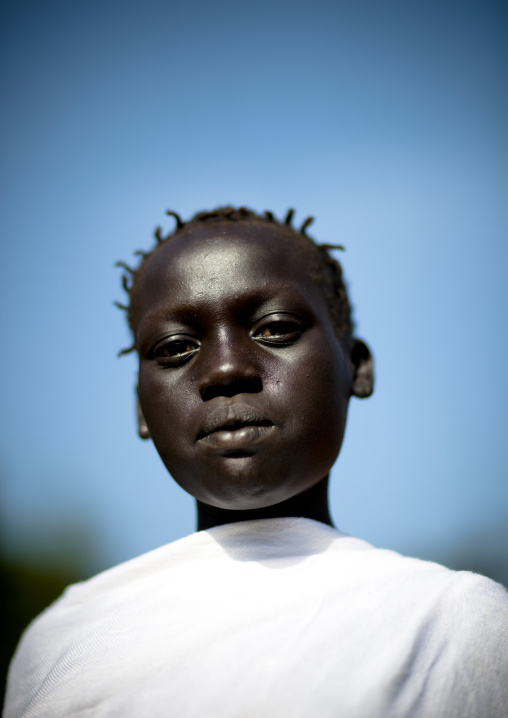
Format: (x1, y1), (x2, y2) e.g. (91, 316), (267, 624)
(197, 403), (275, 451)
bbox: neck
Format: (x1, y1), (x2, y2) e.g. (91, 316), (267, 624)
(196, 476), (333, 531)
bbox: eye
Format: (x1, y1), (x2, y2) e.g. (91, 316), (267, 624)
(253, 317), (305, 345)
(152, 336), (199, 365)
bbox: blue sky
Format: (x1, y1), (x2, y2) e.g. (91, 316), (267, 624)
(1, 0), (507, 578)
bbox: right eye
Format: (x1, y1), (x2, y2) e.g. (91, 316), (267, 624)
(152, 337), (199, 365)
(252, 316), (305, 346)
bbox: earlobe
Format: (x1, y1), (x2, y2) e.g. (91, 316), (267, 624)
(349, 339), (374, 399)
(136, 398), (151, 440)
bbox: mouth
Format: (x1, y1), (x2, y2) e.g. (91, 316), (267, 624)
(197, 404), (275, 452)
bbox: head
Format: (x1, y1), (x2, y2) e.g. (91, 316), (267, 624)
(117, 207), (373, 512)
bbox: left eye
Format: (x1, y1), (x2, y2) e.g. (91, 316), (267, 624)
(151, 336), (199, 366)
(158, 340), (197, 357)
(253, 320), (304, 344)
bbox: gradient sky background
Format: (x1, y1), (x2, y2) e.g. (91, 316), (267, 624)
(1, 0), (507, 581)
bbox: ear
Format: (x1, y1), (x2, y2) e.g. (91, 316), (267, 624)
(136, 398), (151, 440)
(349, 339), (374, 399)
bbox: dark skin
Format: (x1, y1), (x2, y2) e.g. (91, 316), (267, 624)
(195, 477), (334, 531)
(134, 223), (373, 530)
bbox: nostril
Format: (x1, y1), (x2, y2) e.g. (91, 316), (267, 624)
(201, 376), (263, 402)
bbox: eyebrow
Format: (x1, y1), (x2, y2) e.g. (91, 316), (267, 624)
(136, 282), (319, 340)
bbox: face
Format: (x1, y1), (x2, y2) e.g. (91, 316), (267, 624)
(135, 223), (355, 510)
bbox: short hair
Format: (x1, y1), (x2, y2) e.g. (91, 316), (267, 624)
(116, 206), (354, 356)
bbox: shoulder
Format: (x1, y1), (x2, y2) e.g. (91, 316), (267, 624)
(334, 531), (508, 626)
(3, 530), (209, 716)
(323, 534), (508, 715)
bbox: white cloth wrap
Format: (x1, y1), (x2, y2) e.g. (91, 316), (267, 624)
(5, 518), (508, 717)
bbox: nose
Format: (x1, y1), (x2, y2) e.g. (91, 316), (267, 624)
(198, 331), (263, 401)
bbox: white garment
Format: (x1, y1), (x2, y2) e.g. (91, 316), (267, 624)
(4, 518), (508, 718)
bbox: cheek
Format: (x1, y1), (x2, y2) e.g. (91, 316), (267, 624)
(138, 368), (189, 442)
(271, 339), (351, 447)
(287, 335), (350, 403)
(138, 372), (199, 485)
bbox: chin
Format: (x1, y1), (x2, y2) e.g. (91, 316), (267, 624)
(203, 477), (289, 511)
(207, 491), (288, 512)
(184, 462), (324, 511)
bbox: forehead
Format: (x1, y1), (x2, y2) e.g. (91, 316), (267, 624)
(134, 223), (325, 320)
